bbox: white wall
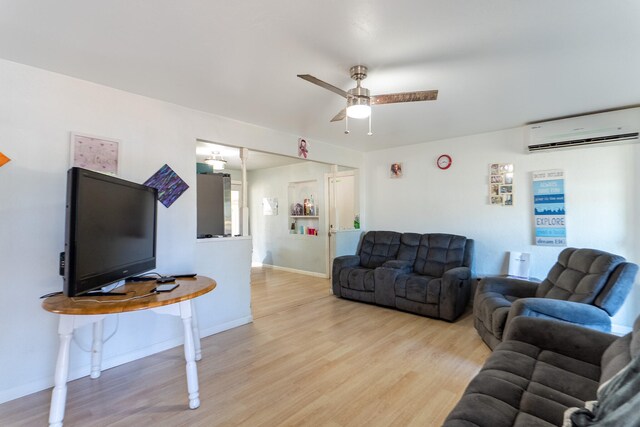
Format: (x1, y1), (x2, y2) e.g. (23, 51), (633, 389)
(0, 58), (362, 403)
(248, 162), (333, 275)
(364, 126), (640, 328)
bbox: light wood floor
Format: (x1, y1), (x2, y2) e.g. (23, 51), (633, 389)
(0, 268), (490, 426)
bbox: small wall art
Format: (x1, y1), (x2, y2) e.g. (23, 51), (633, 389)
(489, 163), (514, 206)
(263, 198), (278, 215)
(143, 164), (189, 208)
(298, 137), (308, 159)
(390, 162), (403, 178)
(0, 151), (10, 168)
(70, 132), (119, 175)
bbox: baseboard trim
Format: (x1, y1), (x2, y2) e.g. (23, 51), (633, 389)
(200, 315), (253, 338)
(0, 315), (253, 405)
(256, 263), (329, 279)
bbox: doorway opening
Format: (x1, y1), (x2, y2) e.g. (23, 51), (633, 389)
(196, 139), (360, 278)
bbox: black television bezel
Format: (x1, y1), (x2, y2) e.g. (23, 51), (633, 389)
(64, 167), (158, 297)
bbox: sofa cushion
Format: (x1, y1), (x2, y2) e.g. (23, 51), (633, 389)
(397, 232), (421, 261)
(358, 231), (401, 269)
(394, 274), (439, 304)
(413, 234), (468, 277)
(338, 267), (375, 292)
(444, 339), (601, 427)
(535, 248), (624, 303)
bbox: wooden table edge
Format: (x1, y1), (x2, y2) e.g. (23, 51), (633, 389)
(42, 276), (216, 315)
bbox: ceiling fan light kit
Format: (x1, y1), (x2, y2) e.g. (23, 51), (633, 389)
(297, 64), (438, 136)
(346, 96), (371, 119)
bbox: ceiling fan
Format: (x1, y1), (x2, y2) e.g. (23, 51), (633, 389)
(297, 65), (438, 135)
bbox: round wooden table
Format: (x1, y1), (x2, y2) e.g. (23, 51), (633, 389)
(42, 276), (216, 427)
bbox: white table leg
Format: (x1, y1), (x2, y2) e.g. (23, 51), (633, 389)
(180, 301), (200, 409)
(151, 302), (202, 409)
(190, 300), (202, 361)
(49, 316), (74, 427)
(90, 319), (104, 379)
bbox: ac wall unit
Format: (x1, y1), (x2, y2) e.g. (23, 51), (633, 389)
(524, 108), (640, 153)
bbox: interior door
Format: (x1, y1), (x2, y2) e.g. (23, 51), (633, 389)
(326, 170), (358, 279)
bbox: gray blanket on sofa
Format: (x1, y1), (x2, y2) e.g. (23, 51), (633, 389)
(569, 353), (640, 427)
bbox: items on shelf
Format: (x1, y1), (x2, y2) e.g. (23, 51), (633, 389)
(291, 196), (318, 216)
(295, 226), (318, 235)
(289, 180), (319, 236)
(291, 203), (303, 216)
(303, 194), (315, 216)
(292, 225), (318, 235)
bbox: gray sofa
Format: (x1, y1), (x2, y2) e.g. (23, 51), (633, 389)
(444, 315), (640, 426)
(474, 248), (638, 349)
(332, 231), (474, 321)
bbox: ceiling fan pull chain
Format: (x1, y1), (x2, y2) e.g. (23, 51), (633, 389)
(344, 115), (350, 134)
(368, 114), (373, 136)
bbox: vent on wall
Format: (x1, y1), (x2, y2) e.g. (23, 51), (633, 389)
(524, 108), (640, 153)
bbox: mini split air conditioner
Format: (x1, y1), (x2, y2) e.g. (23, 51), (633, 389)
(524, 107), (640, 153)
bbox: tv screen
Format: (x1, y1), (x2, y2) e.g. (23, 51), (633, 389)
(64, 167), (158, 296)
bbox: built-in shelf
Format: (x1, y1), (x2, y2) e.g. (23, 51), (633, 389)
(288, 180), (319, 236)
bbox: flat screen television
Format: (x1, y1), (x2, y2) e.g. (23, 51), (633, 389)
(63, 167), (158, 296)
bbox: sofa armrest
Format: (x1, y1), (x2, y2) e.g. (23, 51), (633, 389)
(506, 298), (613, 333)
(443, 266), (472, 282)
(439, 267), (472, 321)
(503, 316), (618, 366)
(476, 276), (539, 299)
(381, 259), (413, 273)
(332, 255), (361, 297)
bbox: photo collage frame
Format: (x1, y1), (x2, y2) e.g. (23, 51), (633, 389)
(489, 163), (514, 206)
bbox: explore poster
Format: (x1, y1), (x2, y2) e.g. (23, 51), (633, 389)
(533, 170), (566, 246)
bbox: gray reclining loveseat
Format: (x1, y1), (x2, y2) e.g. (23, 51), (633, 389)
(444, 315), (640, 426)
(332, 230), (474, 321)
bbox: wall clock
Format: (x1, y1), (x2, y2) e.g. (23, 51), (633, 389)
(437, 154), (452, 170)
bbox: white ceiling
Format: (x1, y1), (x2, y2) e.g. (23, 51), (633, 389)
(1, 1), (639, 152)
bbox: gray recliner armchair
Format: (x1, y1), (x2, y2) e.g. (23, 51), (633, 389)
(474, 247), (638, 349)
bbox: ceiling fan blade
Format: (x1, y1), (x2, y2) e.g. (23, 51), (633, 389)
(330, 108), (346, 122)
(297, 74), (350, 98)
(371, 90), (438, 105)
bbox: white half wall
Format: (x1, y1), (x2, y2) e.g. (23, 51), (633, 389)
(364, 126), (640, 328)
(0, 58), (362, 404)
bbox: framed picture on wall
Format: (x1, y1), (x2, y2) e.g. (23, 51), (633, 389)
(263, 197), (278, 215)
(70, 132), (120, 175)
(390, 162), (403, 178)
(298, 137), (308, 159)
(489, 163), (514, 206)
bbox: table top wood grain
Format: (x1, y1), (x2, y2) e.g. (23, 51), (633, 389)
(42, 276), (216, 315)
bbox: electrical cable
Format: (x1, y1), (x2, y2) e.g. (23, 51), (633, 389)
(71, 315), (120, 352)
(69, 290), (158, 304)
